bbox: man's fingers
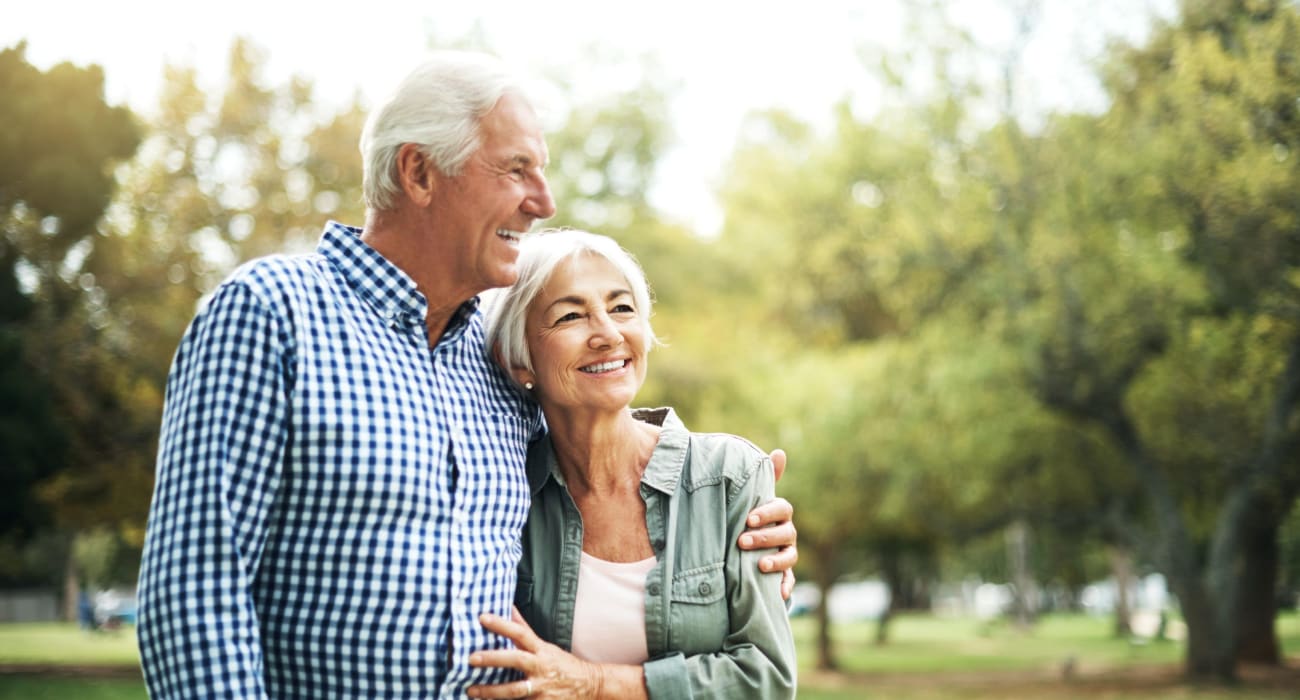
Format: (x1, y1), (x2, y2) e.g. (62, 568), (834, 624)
(740, 521), (796, 552)
(759, 541), (799, 574)
(780, 568), (797, 600)
(769, 448), (787, 482)
(744, 497), (794, 530)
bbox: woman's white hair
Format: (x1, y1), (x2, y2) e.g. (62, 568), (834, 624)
(360, 51), (523, 212)
(484, 229), (659, 391)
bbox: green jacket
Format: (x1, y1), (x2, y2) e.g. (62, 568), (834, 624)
(515, 407), (797, 699)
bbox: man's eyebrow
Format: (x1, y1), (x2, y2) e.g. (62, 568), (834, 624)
(506, 153), (548, 169)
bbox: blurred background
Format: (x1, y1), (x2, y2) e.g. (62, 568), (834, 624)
(2, 0), (1299, 698)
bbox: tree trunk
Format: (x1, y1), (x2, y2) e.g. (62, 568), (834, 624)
(812, 542), (839, 671)
(1234, 510), (1282, 664)
(62, 550), (79, 623)
(1176, 577), (1238, 681)
(1103, 412), (1239, 683)
(1005, 519), (1035, 628)
(875, 546), (900, 646)
(1107, 544), (1134, 638)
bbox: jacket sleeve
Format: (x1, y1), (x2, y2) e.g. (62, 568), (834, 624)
(136, 281), (291, 699)
(642, 448), (798, 699)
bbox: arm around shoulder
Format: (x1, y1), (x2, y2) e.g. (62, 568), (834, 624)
(643, 438), (797, 699)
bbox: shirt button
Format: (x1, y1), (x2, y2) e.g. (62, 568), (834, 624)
(698, 582), (711, 596)
(648, 582), (661, 596)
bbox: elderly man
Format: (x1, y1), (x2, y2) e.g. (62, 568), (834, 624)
(137, 51), (796, 699)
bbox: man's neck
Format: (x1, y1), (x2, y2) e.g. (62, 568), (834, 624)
(361, 210), (480, 346)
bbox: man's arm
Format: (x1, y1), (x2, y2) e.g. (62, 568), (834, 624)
(136, 282), (290, 699)
(739, 449), (798, 598)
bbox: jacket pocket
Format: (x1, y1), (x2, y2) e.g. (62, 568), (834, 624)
(668, 561), (727, 651)
(514, 575), (534, 610)
(672, 561), (726, 604)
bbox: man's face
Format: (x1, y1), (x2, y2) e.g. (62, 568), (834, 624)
(428, 91), (556, 293)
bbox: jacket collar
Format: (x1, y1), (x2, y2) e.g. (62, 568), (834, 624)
(526, 407), (689, 497)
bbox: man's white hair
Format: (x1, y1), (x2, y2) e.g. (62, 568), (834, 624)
(360, 51), (523, 212)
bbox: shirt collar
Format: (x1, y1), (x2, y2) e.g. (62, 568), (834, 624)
(318, 221), (480, 338)
(526, 407), (689, 497)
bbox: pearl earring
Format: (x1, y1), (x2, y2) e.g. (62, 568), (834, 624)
(524, 382), (534, 390)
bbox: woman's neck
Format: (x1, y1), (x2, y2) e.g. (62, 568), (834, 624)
(545, 408), (660, 496)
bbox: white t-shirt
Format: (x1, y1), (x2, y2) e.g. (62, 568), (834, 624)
(570, 551), (657, 664)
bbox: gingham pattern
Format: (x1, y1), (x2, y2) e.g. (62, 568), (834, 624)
(138, 222), (540, 699)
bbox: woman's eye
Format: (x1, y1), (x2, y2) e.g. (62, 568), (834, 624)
(612, 304), (636, 314)
(556, 312), (582, 323)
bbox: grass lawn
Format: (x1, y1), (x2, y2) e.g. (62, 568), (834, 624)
(0, 676), (146, 700)
(0, 623), (139, 666)
(790, 610), (1300, 699)
(0, 612), (1296, 698)
(790, 612), (1188, 674)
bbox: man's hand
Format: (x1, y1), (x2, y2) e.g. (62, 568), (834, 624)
(739, 448), (798, 599)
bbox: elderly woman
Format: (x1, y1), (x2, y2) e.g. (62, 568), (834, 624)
(468, 230), (796, 699)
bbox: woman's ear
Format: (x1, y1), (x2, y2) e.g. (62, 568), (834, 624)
(512, 368), (536, 391)
(493, 344), (535, 391)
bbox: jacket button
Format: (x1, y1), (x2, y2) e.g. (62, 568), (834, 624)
(698, 582), (711, 596)
(648, 582), (661, 596)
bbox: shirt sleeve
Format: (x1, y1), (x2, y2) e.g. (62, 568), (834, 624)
(642, 450), (798, 699)
(137, 280), (292, 699)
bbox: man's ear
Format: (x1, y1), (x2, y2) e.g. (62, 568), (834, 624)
(396, 143), (436, 207)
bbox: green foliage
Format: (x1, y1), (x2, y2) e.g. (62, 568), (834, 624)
(695, 0), (1300, 677)
(0, 43), (140, 555)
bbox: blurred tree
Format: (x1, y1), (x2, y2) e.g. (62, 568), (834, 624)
(541, 48), (676, 239)
(1023, 0), (1300, 680)
(707, 82), (1143, 651)
(30, 38), (369, 555)
(4, 39), (375, 611)
(0, 43), (139, 586)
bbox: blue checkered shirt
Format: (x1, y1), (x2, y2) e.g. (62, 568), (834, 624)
(138, 222), (540, 699)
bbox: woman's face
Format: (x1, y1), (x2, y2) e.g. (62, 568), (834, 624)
(519, 253), (648, 415)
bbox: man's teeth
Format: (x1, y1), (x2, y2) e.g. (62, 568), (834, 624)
(497, 229), (522, 242)
(580, 360), (626, 373)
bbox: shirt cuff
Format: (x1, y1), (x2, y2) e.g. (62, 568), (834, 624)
(643, 652), (691, 700)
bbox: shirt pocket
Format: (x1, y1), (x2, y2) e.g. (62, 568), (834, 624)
(669, 561), (727, 651)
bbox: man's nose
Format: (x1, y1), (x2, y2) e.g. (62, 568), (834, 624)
(523, 173), (557, 220)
